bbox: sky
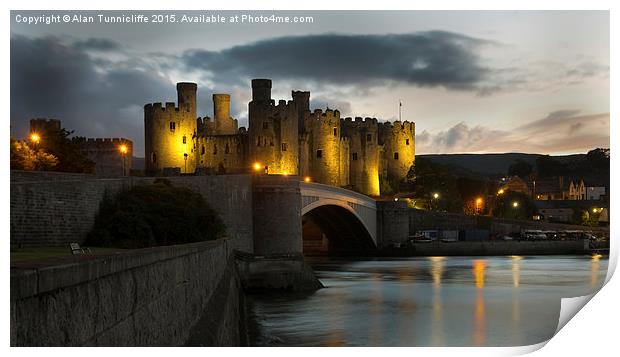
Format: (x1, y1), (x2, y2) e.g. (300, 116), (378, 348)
(10, 10), (609, 157)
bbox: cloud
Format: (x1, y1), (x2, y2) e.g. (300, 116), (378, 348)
(10, 34), (175, 156)
(182, 31), (493, 90)
(417, 110), (609, 154)
(73, 38), (122, 52)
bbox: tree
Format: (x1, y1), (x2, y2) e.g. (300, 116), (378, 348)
(493, 190), (537, 220)
(407, 158), (462, 212)
(507, 159), (533, 178)
(583, 148), (610, 174)
(33, 127), (95, 173)
(10, 138), (58, 171)
(85, 179), (226, 249)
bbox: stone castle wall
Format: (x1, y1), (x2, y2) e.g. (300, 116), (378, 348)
(81, 138), (133, 176)
(196, 134), (248, 174)
(10, 171), (254, 252)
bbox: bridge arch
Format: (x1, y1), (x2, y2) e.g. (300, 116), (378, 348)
(300, 182), (377, 256)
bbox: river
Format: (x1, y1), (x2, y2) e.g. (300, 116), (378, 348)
(247, 255), (608, 347)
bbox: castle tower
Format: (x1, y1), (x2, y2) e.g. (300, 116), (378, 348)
(303, 109), (344, 187)
(249, 79), (299, 175)
(144, 82), (198, 174)
(251, 79), (272, 102)
(177, 82), (197, 119)
(341, 117), (380, 196)
(379, 121), (416, 184)
(292, 90), (310, 132)
(213, 93), (238, 135)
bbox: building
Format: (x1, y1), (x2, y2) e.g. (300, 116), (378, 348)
(144, 79), (416, 196)
(498, 176), (532, 196)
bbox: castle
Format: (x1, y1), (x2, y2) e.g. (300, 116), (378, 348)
(29, 118), (133, 176)
(144, 79), (415, 196)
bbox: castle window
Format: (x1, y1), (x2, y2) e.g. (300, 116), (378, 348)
(316, 149), (323, 159)
(352, 153), (358, 161)
(182, 135), (187, 144)
(333, 127), (338, 136)
(225, 143), (230, 154)
(151, 152), (157, 164)
(282, 143), (288, 151)
(201, 145), (205, 155)
(170, 122), (176, 130)
(406, 139), (410, 145)
(366, 134), (372, 142)
(213, 144), (217, 155)
(263, 122), (269, 129)
(394, 152), (399, 160)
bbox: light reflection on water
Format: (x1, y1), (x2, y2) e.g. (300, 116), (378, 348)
(248, 255), (608, 347)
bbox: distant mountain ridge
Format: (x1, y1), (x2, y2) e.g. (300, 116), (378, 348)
(419, 153), (586, 177)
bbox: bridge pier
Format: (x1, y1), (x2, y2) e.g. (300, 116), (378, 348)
(376, 200), (410, 248)
(252, 175), (303, 256)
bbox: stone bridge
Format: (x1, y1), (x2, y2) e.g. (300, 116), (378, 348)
(300, 182), (377, 245)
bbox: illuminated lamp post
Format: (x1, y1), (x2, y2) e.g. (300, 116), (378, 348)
(119, 144), (128, 176)
(431, 192), (440, 211)
(29, 133), (41, 145)
(476, 197), (483, 215)
(183, 153), (188, 173)
(304, 176), (311, 183)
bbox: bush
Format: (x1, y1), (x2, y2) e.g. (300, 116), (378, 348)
(85, 179), (226, 248)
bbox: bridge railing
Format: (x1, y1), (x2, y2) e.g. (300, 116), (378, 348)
(299, 182), (376, 209)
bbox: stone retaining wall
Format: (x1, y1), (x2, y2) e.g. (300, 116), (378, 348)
(10, 239), (246, 346)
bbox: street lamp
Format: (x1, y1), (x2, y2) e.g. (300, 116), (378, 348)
(119, 144), (128, 176)
(253, 162), (262, 172)
(512, 201), (519, 208)
(498, 189), (505, 195)
(304, 176), (311, 183)
(476, 197), (483, 214)
(183, 153), (188, 173)
(29, 133), (40, 144)
(431, 192), (440, 211)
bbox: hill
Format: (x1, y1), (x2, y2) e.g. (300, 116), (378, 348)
(418, 153), (585, 177)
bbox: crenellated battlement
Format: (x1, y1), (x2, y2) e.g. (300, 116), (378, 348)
(144, 102), (181, 116)
(378, 120), (415, 134)
(341, 116), (379, 130)
(85, 138), (133, 144)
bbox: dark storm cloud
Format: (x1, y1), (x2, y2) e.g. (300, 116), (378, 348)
(182, 31), (492, 90)
(73, 38), (122, 52)
(10, 34), (174, 156)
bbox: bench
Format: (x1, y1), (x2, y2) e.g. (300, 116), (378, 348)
(69, 242), (91, 255)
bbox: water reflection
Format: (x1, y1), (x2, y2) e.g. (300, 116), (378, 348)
(591, 254), (602, 289)
(472, 260), (487, 346)
(249, 256), (608, 347)
(429, 257), (445, 345)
